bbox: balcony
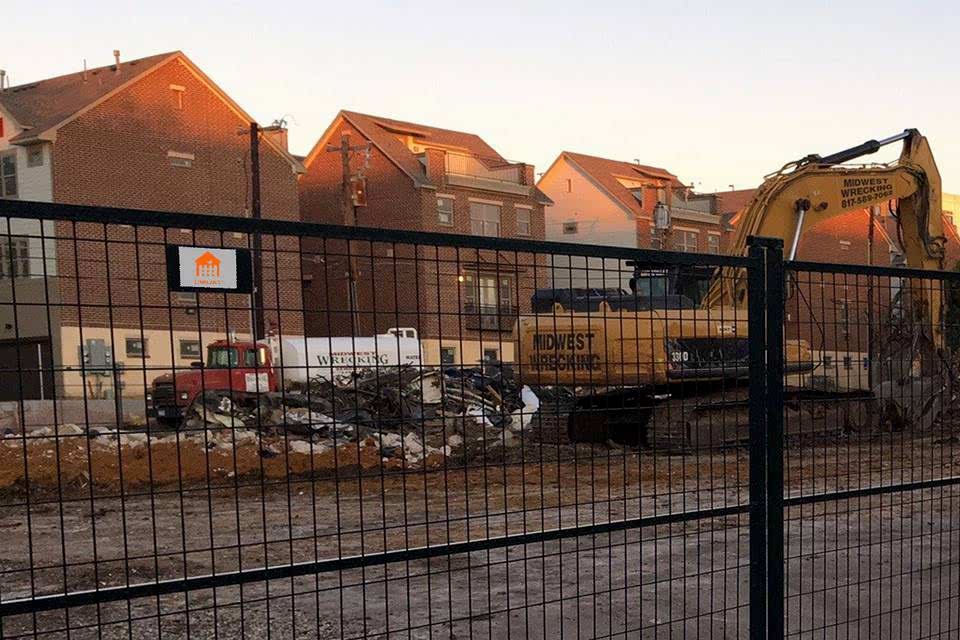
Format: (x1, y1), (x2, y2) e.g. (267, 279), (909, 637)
(444, 153), (533, 197)
(462, 303), (518, 332)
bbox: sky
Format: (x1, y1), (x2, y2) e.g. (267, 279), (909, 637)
(5, 0), (959, 192)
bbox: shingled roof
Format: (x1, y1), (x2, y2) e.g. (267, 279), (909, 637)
(305, 110), (550, 202)
(0, 51), (302, 171)
(553, 151), (682, 218)
(712, 188), (759, 216)
(0, 52), (177, 143)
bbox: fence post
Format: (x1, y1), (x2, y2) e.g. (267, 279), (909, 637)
(763, 238), (786, 639)
(746, 236), (786, 640)
(747, 238), (769, 640)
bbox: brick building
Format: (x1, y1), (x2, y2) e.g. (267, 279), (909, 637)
(537, 152), (728, 291)
(299, 110), (551, 366)
(0, 51), (304, 398)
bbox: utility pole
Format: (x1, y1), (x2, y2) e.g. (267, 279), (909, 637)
(250, 121), (265, 341)
(326, 133), (370, 334)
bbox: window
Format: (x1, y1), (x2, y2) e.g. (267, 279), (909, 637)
(126, 337), (148, 358)
(823, 354), (833, 368)
(0, 237), (30, 278)
(516, 208), (531, 236)
(26, 146), (43, 168)
(179, 339), (202, 359)
(0, 117), (4, 138)
(245, 346), (269, 367)
(169, 84), (185, 109)
(470, 202), (501, 237)
(437, 197), (454, 226)
(843, 356), (852, 370)
(483, 348), (499, 363)
(1, 152), (17, 198)
(167, 151), (194, 168)
(630, 188), (643, 205)
(207, 346), (239, 368)
(707, 233), (721, 255)
(674, 230), (699, 253)
(440, 347), (456, 366)
(563, 221), (578, 235)
(566, 179), (572, 193)
(839, 240), (851, 251)
(463, 273), (513, 312)
(173, 291), (198, 304)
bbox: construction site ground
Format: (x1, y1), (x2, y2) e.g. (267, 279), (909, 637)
(1, 426), (959, 639)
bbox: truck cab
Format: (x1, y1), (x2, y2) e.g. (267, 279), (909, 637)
(149, 340), (276, 425)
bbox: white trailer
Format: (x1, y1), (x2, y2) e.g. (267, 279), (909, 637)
(266, 328), (422, 384)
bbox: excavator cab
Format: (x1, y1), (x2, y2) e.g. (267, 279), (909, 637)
(627, 261), (715, 308)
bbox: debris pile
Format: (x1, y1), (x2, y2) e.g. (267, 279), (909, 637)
(179, 365), (543, 467)
(0, 366), (548, 493)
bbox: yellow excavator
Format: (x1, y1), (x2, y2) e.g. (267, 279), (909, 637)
(516, 129), (947, 449)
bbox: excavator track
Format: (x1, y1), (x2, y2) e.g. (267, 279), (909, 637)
(568, 386), (880, 452)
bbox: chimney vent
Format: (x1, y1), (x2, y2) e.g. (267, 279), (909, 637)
(0, 70), (6, 92)
(113, 50), (121, 73)
(82, 59), (88, 82)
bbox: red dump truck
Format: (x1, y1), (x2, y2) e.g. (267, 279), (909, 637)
(148, 329), (421, 425)
(148, 340), (276, 425)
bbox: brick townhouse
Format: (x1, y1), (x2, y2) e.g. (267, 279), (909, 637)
(712, 187), (960, 389)
(299, 110), (551, 366)
(537, 151), (728, 291)
(0, 51), (304, 399)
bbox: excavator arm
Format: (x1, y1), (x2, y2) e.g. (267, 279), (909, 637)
(705, 130), (946, 345)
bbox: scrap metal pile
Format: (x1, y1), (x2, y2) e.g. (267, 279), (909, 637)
(179, 365), (544, 467)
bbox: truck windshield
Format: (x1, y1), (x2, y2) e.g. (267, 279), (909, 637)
(207, 347), (239, 368)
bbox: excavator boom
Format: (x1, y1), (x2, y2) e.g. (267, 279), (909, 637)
(515, 129), (948, 448)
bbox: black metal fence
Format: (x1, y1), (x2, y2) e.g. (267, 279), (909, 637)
(0, 199), (958, 639)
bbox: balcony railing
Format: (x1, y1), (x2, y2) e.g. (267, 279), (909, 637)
(444, 154), (531, 196)
(462, 303), (518, 332)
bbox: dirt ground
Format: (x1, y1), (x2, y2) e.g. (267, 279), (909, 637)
(1, 432), (959, 639)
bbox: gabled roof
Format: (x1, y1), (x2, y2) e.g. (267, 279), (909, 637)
(0, 51), (303, 172)
(0, 52), (178, 143)
(550, 151), (682, 218)
(304, 110), (550, 202)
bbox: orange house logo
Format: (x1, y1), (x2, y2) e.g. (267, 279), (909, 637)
(176, 246), (239, 290)
(194, 251), (221, 279)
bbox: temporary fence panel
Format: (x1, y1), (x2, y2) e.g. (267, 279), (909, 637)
(4, 199), (958, 639)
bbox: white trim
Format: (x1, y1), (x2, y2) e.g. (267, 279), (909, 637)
(436, 193), (456, 199)
(514, 203), (533, 210)
(168, 84), (186, 92)
(167, 150), (195, 160)
(467, 197), (503, 206)
(672, 225), (701, 234)
(707, 230), (722, 236)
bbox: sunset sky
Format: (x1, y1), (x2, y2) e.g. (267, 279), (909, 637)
(7, 0), (959, 192)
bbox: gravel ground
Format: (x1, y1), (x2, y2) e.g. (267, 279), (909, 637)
(1, 435), (959, 639)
